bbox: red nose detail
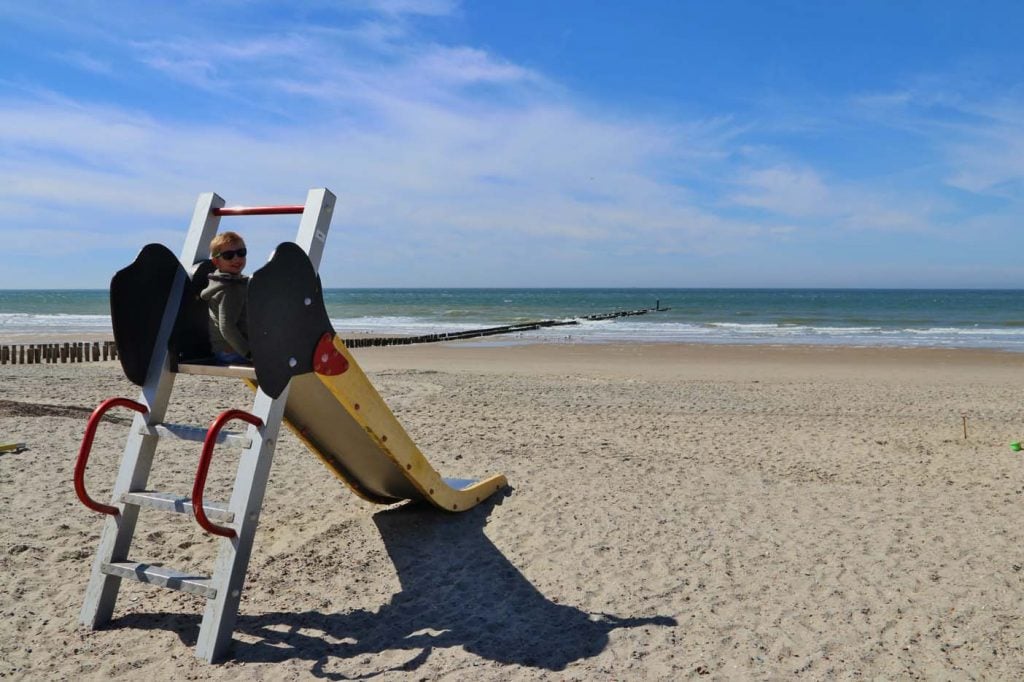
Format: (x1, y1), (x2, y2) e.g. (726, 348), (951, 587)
(313, 332), (349, 375)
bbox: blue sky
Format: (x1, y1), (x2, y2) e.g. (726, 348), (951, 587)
(1, 0), (1022, 288)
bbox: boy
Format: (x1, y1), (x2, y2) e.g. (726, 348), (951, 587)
(201, 231), (251, 365)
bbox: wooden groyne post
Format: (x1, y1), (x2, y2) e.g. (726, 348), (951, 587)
(0, 341), (119, 365)
(344, 302), (670, 348)
(1, 303), (671, 360)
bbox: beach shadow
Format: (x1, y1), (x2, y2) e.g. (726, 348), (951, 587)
(116, 496), (675, 677)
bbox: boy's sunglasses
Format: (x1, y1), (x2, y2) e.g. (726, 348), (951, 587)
(214, 248), (247, 261)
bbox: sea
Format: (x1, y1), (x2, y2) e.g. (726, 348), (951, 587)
(1, 288), (1023, 352)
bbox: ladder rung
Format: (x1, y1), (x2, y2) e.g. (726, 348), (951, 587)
(176, 363), (257, 380)
(138, 423), (252, 448)
(120, 491), (235, 523)
(101, 561), (217, 599)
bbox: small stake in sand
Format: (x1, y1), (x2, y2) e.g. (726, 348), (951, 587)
(0, 442), (26, 454)
(962, 416), (968, 440)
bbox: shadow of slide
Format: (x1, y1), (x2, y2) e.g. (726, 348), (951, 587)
(117, 497), (676, 676)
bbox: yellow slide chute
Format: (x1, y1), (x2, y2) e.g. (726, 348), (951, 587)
(233, 335), (506, 512)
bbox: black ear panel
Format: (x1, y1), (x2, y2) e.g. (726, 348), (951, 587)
(247, 242), (336, 398)
(110, 243), (184, 385)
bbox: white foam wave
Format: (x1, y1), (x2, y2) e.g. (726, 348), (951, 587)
(4, 312), (1024, 351)
(329, 316), (486, 335)
(0, 313), (112, 334)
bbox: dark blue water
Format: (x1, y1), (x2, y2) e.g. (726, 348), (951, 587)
(2, 288), (1023, 350)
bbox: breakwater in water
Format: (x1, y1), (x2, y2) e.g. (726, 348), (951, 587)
(6, 288), (1024, 351)
(0, 307), (667, 362)
(342, 306), (665, 348)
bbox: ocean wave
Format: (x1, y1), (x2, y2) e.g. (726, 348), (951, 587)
(329, 316), (486, 335)
(4, 311), (1024, 351)
(0, 312), (113, 334)
(301, 314), (1024, 351)
(525, 319), (1024, 350)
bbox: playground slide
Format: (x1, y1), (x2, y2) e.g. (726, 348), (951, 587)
(259, 337), (507, 511)
(243, 241), (507, 512)
(111, 242), (508, 513)
(88, 194), (508, 666)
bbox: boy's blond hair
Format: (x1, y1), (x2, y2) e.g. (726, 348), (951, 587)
(210, 231), (245, 257)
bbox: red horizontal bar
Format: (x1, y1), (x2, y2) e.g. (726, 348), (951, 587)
(213, 205), (304, 216)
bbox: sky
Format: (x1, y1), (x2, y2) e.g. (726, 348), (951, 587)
(0, 0), (1022, 289)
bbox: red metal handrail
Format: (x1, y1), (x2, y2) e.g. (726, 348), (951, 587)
(75, 397), (149, 516)
(192, 409), (264, 538)
(212, 205), (304, 216)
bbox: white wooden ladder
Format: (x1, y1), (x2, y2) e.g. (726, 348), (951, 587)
(75, 188), (335, 663)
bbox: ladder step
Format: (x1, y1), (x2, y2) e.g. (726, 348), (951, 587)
(101, 561), (217, 599)
(120, 491), (235, 522)
(176, 363), (257, 380)
(138, 422), (252, 448)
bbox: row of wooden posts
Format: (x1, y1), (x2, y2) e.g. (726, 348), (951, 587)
(343, 306), (668, 348)
(1, 305), (672, 362)
(0, 341), (118, 365)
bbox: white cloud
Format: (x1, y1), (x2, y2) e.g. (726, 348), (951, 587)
(2, 3), (1018, 287)
(945, 123), (1024, 196)
(350, 0), (459, 17)
(411, 46), (539, 86)
(728, 162), (942, 233)
(850, 84), (1024, 200)
(731, 166), (831, 218)
(0, 87), (779, 279)
(57, 50), (114, 75)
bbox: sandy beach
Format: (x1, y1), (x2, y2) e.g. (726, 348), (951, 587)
(2, 342), (1023, 679)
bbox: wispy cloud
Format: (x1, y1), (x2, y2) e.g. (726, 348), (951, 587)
(731, 166), (831, 218)
(411, 45), (539, 86)
(944, 120), (1024, 197)
(728, 164), (938, 232)
(850, 83), (1024, 200)
(56, 50), (114, 75)
(0, 2), (1020, 287)
(350, 0), (459, 18)
(0, 4), (764, 272)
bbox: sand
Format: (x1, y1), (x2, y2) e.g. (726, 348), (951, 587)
(1, 342), (1023, 679)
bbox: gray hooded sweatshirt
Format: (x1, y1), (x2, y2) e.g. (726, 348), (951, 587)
(200, 272), (250, 357)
